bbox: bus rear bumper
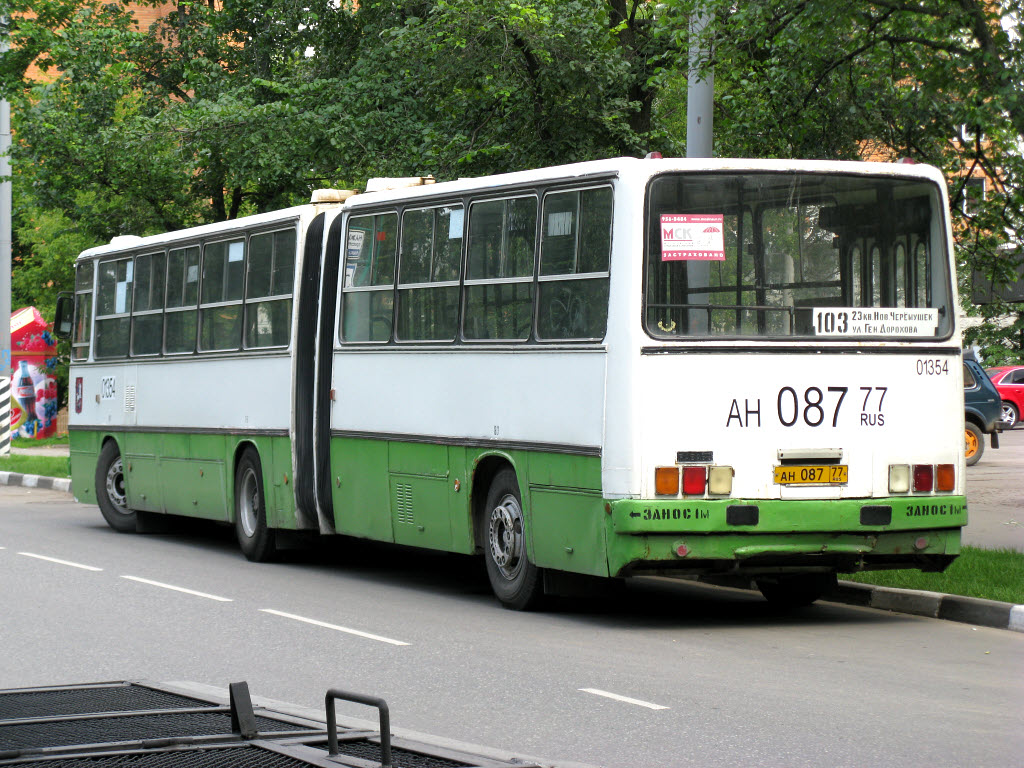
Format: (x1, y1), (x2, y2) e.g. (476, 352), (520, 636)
(606, 496), (965, 577)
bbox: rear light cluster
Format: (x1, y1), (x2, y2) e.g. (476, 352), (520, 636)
(888, 464), (955, 493)
(655, 465), (734, 496)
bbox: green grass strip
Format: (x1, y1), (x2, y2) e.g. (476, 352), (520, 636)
(0, 454), (71, 479)
(842, 545), (1024, 604)
(12, 436), (70, 449)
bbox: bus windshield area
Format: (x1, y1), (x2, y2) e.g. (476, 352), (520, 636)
(644, 172), (953, 340)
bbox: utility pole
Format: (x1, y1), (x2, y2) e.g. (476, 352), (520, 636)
(686, 8), (714, 160)
(686, 7), (713, 333)
(1, 14), (11, 381)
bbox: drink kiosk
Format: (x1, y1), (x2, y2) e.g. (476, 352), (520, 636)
(10, 307), (59, 439)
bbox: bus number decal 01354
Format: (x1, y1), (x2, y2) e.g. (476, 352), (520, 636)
(100, 376), (116, 401)
(725, 386), (888, 429)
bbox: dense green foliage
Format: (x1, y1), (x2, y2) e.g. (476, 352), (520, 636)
(1, 0), (1021, 359)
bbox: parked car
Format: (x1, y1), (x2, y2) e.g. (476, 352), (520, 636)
(985, 364), (1024, 428)
(964, 358), (1002, 466)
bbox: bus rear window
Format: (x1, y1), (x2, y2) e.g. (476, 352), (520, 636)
(644, 173), (953, 340)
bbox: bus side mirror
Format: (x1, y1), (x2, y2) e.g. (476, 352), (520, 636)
(54, 293), (74, 339)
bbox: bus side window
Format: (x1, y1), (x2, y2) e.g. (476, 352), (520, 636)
(131, 251), (166, 356)
(464, 196), (536, 341)
(537, 187), (612, 340)
(396, 205), (463, 342)
(340, 213), (397, 343)
(72, 261), (94, 361)
(166, 246), (200, 354)
(199, 238), (245, 351)
(245, 228), (296, 348)
(94, 257), (133, 359)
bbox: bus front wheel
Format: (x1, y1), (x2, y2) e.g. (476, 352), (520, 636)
(95, 441), (137, 533)
(756, 573), (837, 609)
(482, 469), (542, 610)
(235, 448), (276, 562)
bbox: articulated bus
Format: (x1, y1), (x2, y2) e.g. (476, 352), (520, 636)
(56, 157), (966, 609)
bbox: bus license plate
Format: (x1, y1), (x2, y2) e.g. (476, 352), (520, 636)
(773, 465), (848, 485)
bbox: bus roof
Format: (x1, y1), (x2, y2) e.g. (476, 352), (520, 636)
(75, 156), (946, 261)
(76, 203), (315, 262)
(341, 155), (947, 208)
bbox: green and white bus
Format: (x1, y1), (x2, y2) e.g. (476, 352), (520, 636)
(57, 157), (967, 609)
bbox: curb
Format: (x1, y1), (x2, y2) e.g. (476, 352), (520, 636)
(2, 471), (1021, 633)
(832, 581), (1024, 633)
(0, 471), (72, 494)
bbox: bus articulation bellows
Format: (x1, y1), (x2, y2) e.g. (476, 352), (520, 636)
(56, 157), (967, 609)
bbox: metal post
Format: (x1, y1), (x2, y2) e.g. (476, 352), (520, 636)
(1, 16), (12, 384)
(686, 7), (714, 332)
(686, 8), (714, 160)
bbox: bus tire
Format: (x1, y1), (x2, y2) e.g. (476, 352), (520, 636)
(965, 422), (984, 466)
(235, 448), (276, 562)
(95, 440), (137, 533)
(756, 572), (837, 609)
(482, 468), (542, 610)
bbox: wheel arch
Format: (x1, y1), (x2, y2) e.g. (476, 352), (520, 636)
(470, 452), (523, 553)
(96, 433), (124, 488)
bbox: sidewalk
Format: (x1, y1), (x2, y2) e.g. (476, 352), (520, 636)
(8, 444), (71, 457)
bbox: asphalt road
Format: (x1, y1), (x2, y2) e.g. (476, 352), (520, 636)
(1, 482), (1022, 767)
(964, 425), (1024, 551)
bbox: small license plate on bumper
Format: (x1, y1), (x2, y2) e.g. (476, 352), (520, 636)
(773, 465), (849, 485)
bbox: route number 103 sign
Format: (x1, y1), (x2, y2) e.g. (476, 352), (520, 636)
(812, 308), (938, 337)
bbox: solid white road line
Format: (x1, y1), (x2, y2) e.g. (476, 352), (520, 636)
(18, 552), (103, 571)
(121, 575), (233, 602)
(579, 688), (669, 710)
(259, 609), (410, 646)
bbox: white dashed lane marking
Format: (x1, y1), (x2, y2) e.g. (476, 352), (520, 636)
(18, 552), (103, 571)
(121, 575), (233, 602)
(579, 688), (669, 710)
(260, 609), (410, 646)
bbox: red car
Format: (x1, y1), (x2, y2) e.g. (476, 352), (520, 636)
(986, 365), (1024, 427)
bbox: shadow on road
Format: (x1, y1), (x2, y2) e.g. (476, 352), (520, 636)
(77, 510), (903, 630)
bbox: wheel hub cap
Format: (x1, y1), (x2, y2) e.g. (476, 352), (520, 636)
(239, 468), (259, 538)
(489, 495), (524, 580)
(105, 457), (127, 514)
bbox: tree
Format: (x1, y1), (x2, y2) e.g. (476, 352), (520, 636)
(3, 0), (1023, 361)
(658, 0), (1024, 359)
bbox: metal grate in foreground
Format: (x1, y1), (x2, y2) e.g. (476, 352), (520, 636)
(0, 711), (312, 751)
(0, 681), (538, 768)
(0, 745), (312, 768)
(0, 684), (218, 720)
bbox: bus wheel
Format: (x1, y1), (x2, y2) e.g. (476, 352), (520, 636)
(965, 422), (984, 466)
(483, 469), (542, 610)
(756, 573), (837, 609)
(95, 441), (137, 533)
(235, 448), (276, 562)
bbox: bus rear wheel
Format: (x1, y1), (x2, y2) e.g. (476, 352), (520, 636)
(482, 469), (542, 610)
(965, 422), (984, 466)
(756, 573), (837, 609)
(95, 441), (137, 533)
(235, 448), (276, 562)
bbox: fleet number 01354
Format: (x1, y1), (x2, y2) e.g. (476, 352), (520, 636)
(916, 358), (949, 376)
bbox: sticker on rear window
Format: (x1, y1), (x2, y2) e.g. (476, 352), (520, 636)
(660, 214), (725, 261)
